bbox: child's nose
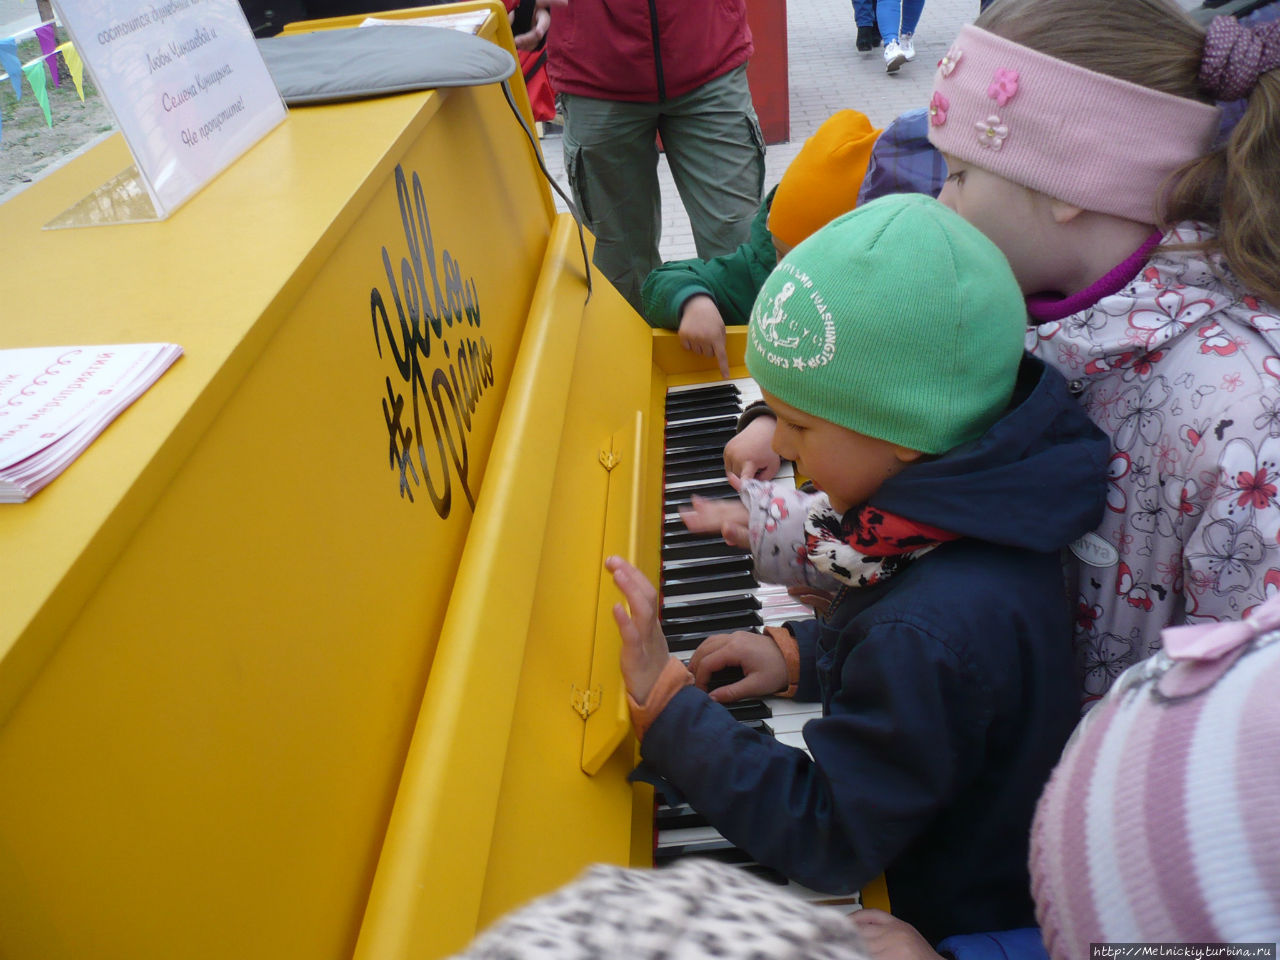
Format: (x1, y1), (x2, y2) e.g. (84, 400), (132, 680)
(771, 430), (790, 460)
(938, 181), (958, 210)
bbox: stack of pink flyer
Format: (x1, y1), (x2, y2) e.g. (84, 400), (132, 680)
(0, 344), (183, 503)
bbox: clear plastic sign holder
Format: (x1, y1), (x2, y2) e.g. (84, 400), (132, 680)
(45, 0), (287, 229)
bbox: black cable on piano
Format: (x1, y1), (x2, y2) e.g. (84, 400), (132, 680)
(501, 79), (594, 301)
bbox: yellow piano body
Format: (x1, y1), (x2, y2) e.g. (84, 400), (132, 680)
(0, 5), (885, 957)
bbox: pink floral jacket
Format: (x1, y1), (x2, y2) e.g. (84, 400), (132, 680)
(1029, 223), (1280, 707)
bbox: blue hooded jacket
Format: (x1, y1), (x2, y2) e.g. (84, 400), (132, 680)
(641, 356), (1108, 945)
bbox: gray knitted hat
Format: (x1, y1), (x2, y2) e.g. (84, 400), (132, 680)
(451, 859), (870, 960)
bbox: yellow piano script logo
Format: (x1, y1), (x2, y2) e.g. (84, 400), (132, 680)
(372, 164), (496, 518)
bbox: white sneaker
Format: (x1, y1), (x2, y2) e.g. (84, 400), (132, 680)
(883, 39), (906, 73)
(900, 32), (916, 61)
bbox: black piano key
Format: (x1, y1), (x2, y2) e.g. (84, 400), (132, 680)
(665, 632), (709, 652)
(664, 462), (732, 484)
(660, 609), (757, 632)
(662, 519), (722, 541)
(664, 424), (737, 443)
(661, 570), (758, 597)
(661, 594), (761, 616)
(667, 476), (738, 498)
(662, 554), (753, 576)
(666, 385), (741, 407)
(660, 610), (762, 634)
(667, 477), (737, 493)
(663, 444), (737, 466)
(668, 380), (741, 396)
(738, 863), (793, 886)
(653, 838), (746, 865)
(665, 484), (736, 508)
(667, 386), (741, 406)
(705, 666), (745, 692)
(662, 539), (747, 563)
(656, 803), (706, 831)
(662, 535), (740, 557)
(666, 401), (743, 422)
(666, 416), (741, 436)
(727, 698), (772, 721)
(664, 416), (739, 438)
(664, 629), (759, 652)
(664, 446), (728, 468)
(664, 439), (735, 459)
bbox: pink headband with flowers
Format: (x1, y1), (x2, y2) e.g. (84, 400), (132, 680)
(927, 25), (1221, 224)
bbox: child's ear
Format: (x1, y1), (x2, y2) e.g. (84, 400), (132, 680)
(1048, 198), (1084, 225)
(892, 445), (925, 465)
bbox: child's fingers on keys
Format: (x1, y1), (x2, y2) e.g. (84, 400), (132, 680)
(706, 680), (752, 701)
(850, 909), (894, 927)
(713, 341), (729, 379)
(690, 641), (742, 688)
(686, 632), (735, 677)
(679, 497), (717, 532)
(721, 520), (749, 549)
(708, 675), (768, 703)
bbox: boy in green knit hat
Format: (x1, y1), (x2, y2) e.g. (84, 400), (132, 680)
(607, 194), (1109, 947)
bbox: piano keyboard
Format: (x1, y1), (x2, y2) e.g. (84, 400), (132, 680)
(657, 379), (855, 908)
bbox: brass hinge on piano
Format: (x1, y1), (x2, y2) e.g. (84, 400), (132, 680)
(570, 684), (601, 718)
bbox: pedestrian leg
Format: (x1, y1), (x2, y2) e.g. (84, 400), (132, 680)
(657, 66), (765, 263)
(560, 95), (662, 310)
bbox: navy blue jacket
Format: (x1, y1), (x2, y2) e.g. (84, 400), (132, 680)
(641, 357), (1108, 945)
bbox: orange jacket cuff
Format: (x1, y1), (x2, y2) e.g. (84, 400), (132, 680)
(627, 657), (695, 742)
(763, 625), (800, 698)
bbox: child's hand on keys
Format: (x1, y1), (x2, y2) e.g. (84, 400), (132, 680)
(688, 631), (789, 702)
(607, 556), (674, 703)
(724, 414), (780, 481)
(679, 494), (750, 549)
(787, 584), (835, 616)
(677, 295), (731, 379)
(850, 909), (944, 960)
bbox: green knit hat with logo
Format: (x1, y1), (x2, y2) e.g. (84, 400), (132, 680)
(746, 193), (1025, 454)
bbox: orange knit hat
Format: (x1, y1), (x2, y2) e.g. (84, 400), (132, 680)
(767, 110), (880, 250)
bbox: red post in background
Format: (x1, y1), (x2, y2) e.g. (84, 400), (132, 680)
(745, 0), (790, 144)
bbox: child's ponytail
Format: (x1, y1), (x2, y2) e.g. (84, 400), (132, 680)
(1168, 20), (1280, 308)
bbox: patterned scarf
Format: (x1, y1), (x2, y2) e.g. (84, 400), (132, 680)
(804, 495), (960, 589)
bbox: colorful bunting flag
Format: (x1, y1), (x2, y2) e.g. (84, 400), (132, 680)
(58, 42), (84, 100)
(0, 38), (21, 98)
(34, 22), (59, 87)
(21, 59), (51, 126)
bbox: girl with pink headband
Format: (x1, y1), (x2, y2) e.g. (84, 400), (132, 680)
(848, 2), (1280, 958)
(925, 0), (1280, 711)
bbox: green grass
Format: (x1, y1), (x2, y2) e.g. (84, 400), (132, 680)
(1, 29), (110, 150)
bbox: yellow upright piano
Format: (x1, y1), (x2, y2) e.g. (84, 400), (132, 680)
(0, 4), (880, 957)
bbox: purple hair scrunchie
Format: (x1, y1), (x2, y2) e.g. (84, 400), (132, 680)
(1201, 14), (1280, 102)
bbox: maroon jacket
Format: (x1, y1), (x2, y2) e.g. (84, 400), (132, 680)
(546, 0), (753, 103)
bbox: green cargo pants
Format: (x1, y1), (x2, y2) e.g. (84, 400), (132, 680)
(561, 65), (766, 311)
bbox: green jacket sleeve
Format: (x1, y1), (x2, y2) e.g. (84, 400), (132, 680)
(639, 187), (779, 330)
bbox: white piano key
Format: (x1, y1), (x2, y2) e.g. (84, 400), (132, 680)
(774, 730), (811, 755)
(764, 711), (819, 737)
(655, 824), (726, 849)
